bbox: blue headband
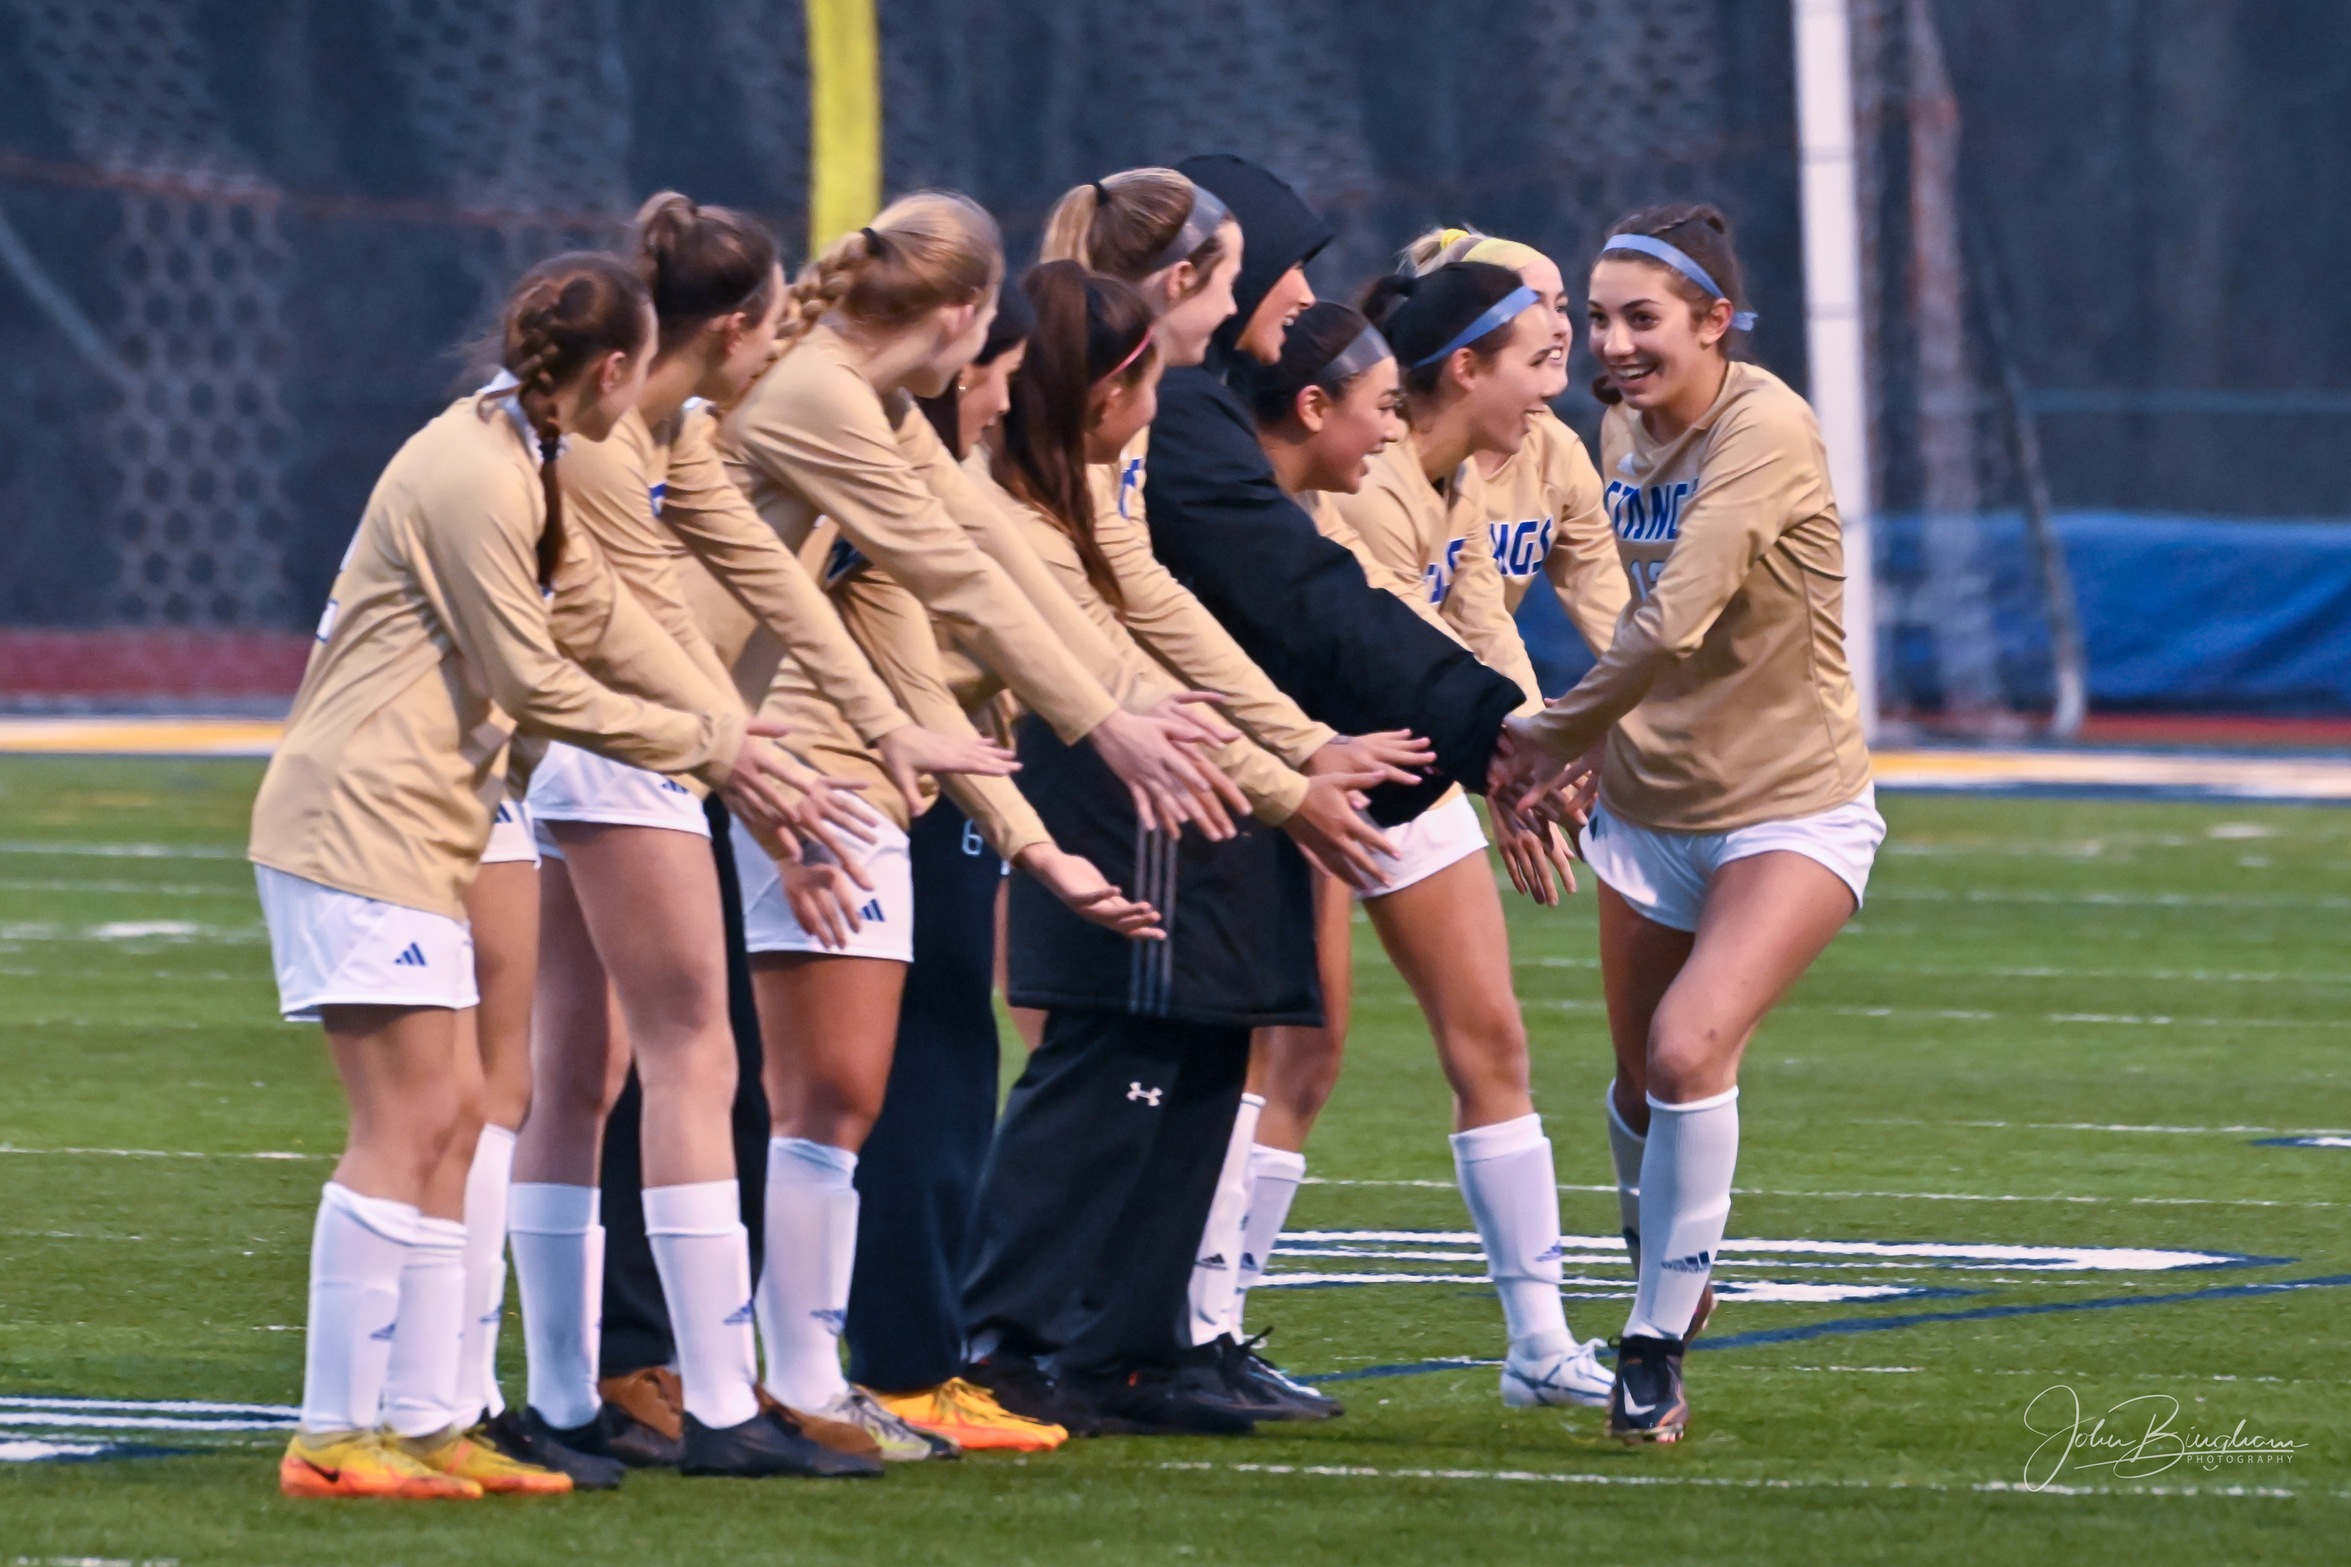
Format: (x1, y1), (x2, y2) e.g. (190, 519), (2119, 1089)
(1601, 233), (1758, 331)
(1409, 284), (1543, 369)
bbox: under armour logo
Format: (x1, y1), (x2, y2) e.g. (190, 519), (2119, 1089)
(1126, 1082), (1164, 1106)
(391, 942), (427, 968)
(859, 899), (885, 922)
(1661, 1250), (1713, 1274)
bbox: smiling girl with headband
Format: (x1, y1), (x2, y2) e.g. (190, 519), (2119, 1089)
(1492, 202), (1879, 1445)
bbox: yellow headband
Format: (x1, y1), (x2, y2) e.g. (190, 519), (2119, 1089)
(1461, 235), (1548, 273)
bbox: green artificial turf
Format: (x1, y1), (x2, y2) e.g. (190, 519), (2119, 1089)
(0, 754), (2342, 1564)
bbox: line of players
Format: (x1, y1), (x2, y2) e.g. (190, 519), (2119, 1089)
(250, 154), (1877, 1498)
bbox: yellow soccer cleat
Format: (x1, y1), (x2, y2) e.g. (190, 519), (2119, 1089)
(278, 1428), (482, 1500)
(875, 1377), (1069, 1453)
(399, 1426), (574, 1495)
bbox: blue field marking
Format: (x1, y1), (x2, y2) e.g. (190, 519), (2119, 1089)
(2253, 1135), (2351, 1149)
(1303, 1273), (2351, 1385)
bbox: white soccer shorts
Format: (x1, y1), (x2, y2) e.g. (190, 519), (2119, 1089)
(731, 816), (914, 963)
(479, 794), (540, 866)
(1578, 785), (1886, 933)
(255, 865), (479, 1022)
(526, 741), (709, 860)
(1358, 787), (1489, 899)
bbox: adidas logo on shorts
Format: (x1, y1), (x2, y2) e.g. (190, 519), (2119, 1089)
(859, 899), (885, 922)
(391, 942), (427, 968)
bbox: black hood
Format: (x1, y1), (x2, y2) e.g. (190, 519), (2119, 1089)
(1177, 154), (1331, 362)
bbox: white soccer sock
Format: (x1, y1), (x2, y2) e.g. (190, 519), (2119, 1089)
(299, 1182), (416, 1434)
(452, 1124), (516, 1426)
(1451, 1114), (1571, 1362)
(1624, 1087), (1739, 1343)
(756, 1137), (858, 1411)
(381, 1215), (468, 1438)
(646, 1179), (761, 1429)
(1234, 1144), (1305, 1327)
(1605, 1083), (1647, 1271)
(509, 1182), (602, 1430)
(1187, 1093), (1264, 1345)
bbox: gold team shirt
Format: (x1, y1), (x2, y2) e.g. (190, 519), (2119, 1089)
(717, 322), (1121, 746)
(1477, 410), (1630, 659)
(251, 396), (746, 919)
(974, 455), (1310, 823)
(1324, 435), (1545, 714)
(1087, 431), (1338, 767)
(1517, 362), (1871, 831)
(562, 403), (914, 755)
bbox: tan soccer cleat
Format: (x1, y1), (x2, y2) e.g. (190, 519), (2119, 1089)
(278, 1428), (482, 1500)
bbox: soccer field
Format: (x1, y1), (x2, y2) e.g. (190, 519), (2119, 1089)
(0, 754), (2342, 1564)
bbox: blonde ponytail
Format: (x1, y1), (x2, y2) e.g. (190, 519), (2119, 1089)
(772, 191), (1003, 362)
(1039, 167), (1227, 291)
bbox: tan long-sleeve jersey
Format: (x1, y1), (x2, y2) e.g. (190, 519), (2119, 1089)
(718, 322), (1120, 745)
(1324, 434), (1546, 714)
(1478, 409), (1630, 658)
(1515, 362), (1871, 831)
(250, 396), (746, 919)
(561, 402), (914, 751)
(969, 455), (1311, 823)
(1086, 434), (1338, 767)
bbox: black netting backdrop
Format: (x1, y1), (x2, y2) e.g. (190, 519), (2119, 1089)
(0, 0), (2341, 709)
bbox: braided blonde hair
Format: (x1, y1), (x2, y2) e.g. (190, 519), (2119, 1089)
(772, 191), (1003, 360)
(484, 252), (651, 586)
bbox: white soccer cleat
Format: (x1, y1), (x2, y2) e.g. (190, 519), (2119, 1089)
(1500, 1337), (1614, 1409)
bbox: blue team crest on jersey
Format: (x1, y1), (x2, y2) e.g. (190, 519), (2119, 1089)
(821, 537), (870, 587)
(1488, 516), (1555, 579)
(1605, 479), (1694, 542)
(648, 480), (666, 517)
(1422, 536), (1469, 605)
(1116, 454), (1145, 521)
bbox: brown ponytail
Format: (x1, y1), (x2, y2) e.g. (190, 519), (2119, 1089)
(772, 191), (1003, 361)
(631, 190), (779, 353)
(487, 252), (651, 587)
(1039, 167), (1227, 296)
(991, 261), (1156, 613)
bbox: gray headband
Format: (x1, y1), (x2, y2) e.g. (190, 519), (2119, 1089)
(1313, 324), (1393, 388)
(1142, 184), (1232, 274)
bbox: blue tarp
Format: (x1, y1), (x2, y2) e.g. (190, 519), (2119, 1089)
(1516, 512), (2351, 716)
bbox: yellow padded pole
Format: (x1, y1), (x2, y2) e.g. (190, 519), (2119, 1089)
(806, 0), (881, 251)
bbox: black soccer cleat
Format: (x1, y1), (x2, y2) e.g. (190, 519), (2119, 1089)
(679, 1407), (885, 1479)
(484, 1407), (625, 1490)
(536, 1399), (682, 1470)
(964, 1353), (1131, 1439)
(1606, 1334), (1690, 1445)
(1062, 1355), (1258, 1436)
(1213, 1333), (1343, 1422)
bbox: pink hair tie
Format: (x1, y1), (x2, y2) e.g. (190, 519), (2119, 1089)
(1102, 328), (1153, 381)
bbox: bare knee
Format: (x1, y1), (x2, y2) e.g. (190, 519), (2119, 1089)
(1645, 1002), (1738, 1104)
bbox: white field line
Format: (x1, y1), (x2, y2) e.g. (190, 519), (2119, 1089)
(1156, 1460), (2338, 1501)
(0, 1412), (289, 1432)
(1301, 1178), (2343, 1209)
(1861, 1118), (2351, 1138)
(0, 1145), (325, 1161)
(0, 841), (241, 860)
(1871, 887), (2351, 911)
(0, 1396), (296, 1416)
(1255, 1273), (1925, 1302)
(1280, 1233), (2239, 1271)
(1533, 997), (2346, 1030)
(1529, 955), (2351, 991)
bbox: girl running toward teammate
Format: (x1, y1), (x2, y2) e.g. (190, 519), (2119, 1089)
(1403, 228), (1629, 662)
(1218, 283), (1614, 1410)
(507, 193), (1018, 1480)
(1493, 205), (1880, 1443)
(250, 253), (810, 1499)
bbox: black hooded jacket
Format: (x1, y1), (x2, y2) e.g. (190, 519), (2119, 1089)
(1147, 155), (1523, 825)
